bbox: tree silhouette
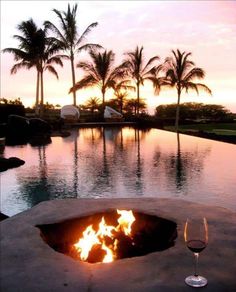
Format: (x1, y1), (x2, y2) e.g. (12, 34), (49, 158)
(163, 49), (212, 131)
(69, 49), (126, 109)
(44, 4), (101, 106)
(125, 98), (147, 115)
(122, 46), (161, 115)
(85, 97), (101, 113)
(3, 19), (63, 116)
(113, 80), (135, 114)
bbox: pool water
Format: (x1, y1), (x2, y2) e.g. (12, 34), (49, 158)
(1, 127), (236, 216)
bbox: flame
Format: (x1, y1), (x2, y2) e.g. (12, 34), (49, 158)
(73, 210), (135, 263)
(117, 209), (135, 236)
(74, 225), (100, 261)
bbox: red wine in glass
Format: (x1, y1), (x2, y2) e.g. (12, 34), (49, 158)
(184, 218), (208, 288)
(187, 240), (207, 253)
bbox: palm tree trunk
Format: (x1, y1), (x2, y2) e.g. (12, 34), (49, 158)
(70, 52), (77, 106)
(137, 81), (140, 116)
(175, 87), (181, 132)
(102, 87), (105, 111)
(40, 70), (44, 117)
(35, 70), (40, 116)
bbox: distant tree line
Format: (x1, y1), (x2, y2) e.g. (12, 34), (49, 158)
(0, 98), (25, 123)
(155, 102), (233, 121)
(80, 96), (147, 116)
(0, 97), (23, 105)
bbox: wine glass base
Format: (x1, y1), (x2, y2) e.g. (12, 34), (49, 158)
(185, 275), (208, 287)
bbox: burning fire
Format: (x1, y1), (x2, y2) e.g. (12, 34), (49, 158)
(73, 210), (135, 263)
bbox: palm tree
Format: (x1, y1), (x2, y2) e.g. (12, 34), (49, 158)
(164, 49), (212, 131)
(125, 98), (147, 115)
(113, 80), (135, 114)
(3, 19), (63, 116)
(44, 4), (101, 107)
(36, 30), (63, 116)
(3, 19), (41, 114)
(85, 97), (101, 113)
(122, 46), (160, 115)
(69, 49), (125, 109)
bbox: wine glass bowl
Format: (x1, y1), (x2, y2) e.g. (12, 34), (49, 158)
(184, 217), (208, 288)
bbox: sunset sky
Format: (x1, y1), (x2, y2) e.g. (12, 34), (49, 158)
(1, 0), (236, 114)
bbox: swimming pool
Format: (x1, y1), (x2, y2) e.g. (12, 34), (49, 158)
(1, 127), (236, 216)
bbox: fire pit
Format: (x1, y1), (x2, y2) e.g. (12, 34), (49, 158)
(1, 199), (236, 292)
(37, 209), (177, 264)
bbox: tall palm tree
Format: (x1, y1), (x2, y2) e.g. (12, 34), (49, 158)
(36, 29), (63, 116)
(69, 49), (125, 108)
(3, 19), (63, 116)
(164, 49), (212, 131)
(44, 3), (101, 107)
(3, 19), (41, 114)
(122, 46), (160, 115)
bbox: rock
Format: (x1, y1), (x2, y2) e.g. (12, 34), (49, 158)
(0, 123), (7, 137)
(0, 137), (5, 154)
(5, 116), (52, 146)
(0, 157), (25, 172)
(29, 118), (51, 136)
(29, 135), (52, 147)
(6, 115), (30, 145)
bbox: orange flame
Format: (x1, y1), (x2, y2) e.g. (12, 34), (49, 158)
(116, 209), (135, 236)
(73, 210), (135, 263)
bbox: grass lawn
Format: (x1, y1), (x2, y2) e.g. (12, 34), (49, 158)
(165, 123), (236, 136)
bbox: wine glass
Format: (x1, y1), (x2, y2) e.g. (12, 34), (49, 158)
(184, 217), (208, 287)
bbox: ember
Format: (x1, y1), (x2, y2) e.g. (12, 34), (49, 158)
(38, 210), (177, 264)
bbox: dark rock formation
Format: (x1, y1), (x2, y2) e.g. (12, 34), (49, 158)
(0, 212), (9, 221)
(29, 136), (52, 147)
(0, 137), (5, 154)
(0, 157), (25, 172)
(29, 118), (51, 136)
(6, 115), (29, 145)
(28, 118), (52, 146)
(0, 104), (25, 123)
(5, 115), (52, 146)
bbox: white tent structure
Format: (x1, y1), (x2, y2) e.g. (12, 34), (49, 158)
(104, 106), (123, 120)
(60, 105), (80, 121)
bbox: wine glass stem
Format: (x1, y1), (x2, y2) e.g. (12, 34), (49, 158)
(194, 253), (199, 277)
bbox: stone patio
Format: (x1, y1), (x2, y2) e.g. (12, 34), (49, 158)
(0, 198), (236, 291)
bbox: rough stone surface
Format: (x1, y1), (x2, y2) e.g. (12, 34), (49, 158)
(0, 198), (236, 292)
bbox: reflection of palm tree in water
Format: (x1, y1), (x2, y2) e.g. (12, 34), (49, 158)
(153, 132), (211, 192)
(17, 146), (50, 208)
(175, 132), (185, 190)
(102, 127), (110, 182)
(119, 128), (124, 151)
(38, 146), (47, 179)
(31, 145), (50, 202)
(73, 130), (79, 194)
(135, 128), (143, 195)
(174, 133), (211, 191)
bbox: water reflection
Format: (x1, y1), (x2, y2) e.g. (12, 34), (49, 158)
(153, 132), (211, 193)
(18, 146), (50, 206)
(73, 130), (79, 194)
(2, 127), (236, 216)
(134, 129), (143, 195)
